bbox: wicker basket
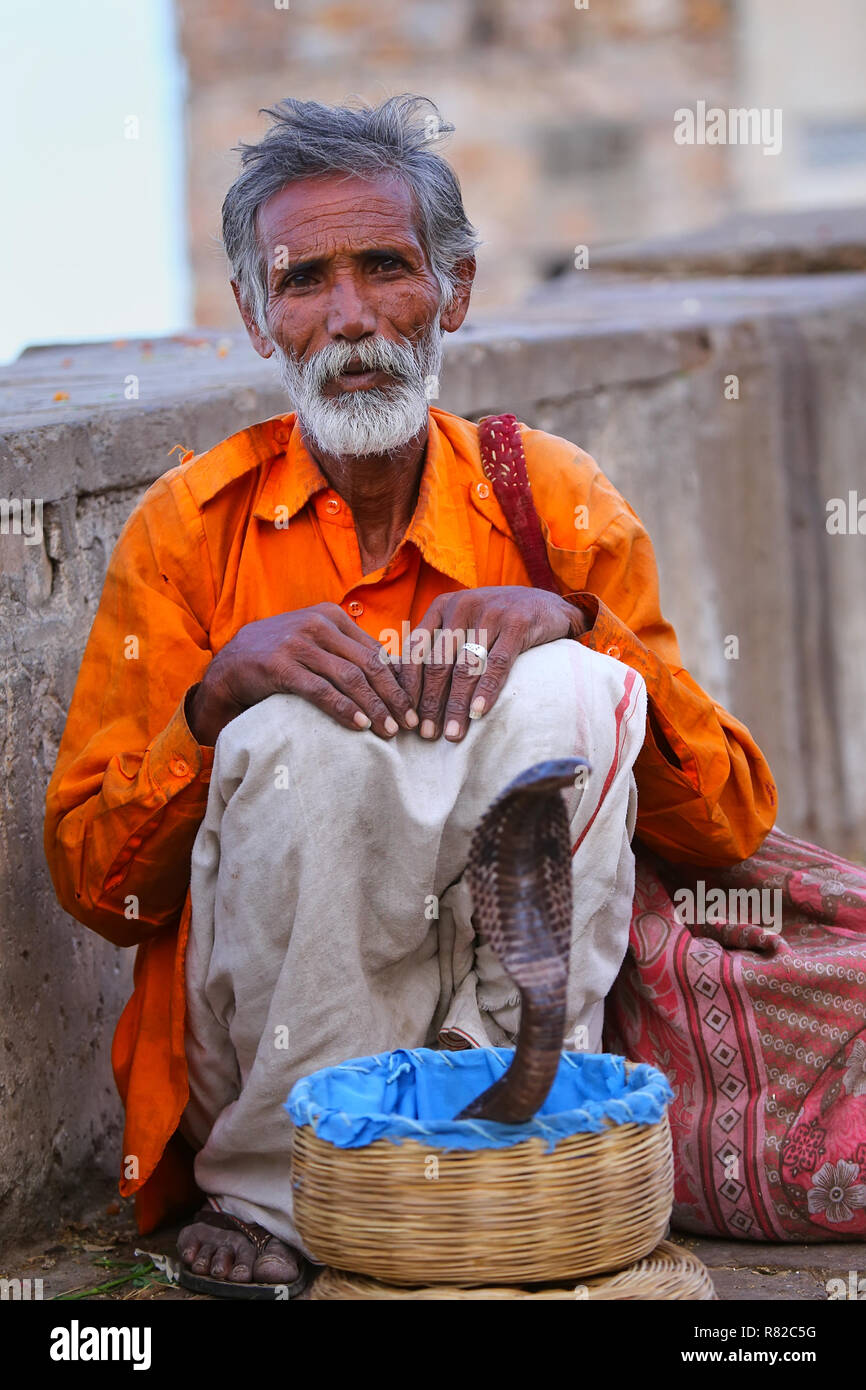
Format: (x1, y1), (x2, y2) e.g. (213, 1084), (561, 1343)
(293, 1107), (674, 1286)
(309, 1240), (714, 1301)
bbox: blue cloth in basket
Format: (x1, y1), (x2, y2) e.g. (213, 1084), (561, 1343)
(285, 1047), (673, 1152)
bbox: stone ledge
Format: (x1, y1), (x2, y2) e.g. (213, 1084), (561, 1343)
(4, 272), (865, 498)
(563, 205), (866, 280)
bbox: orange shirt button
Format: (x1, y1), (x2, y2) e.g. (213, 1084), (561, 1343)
(347, 600), (364, 617)
(170, 756), (190, 777)
(476, 482), (490, 499)
(605, 645), (622, 660)
(324, 497), (341, 514)
(273, 425), (290, 444)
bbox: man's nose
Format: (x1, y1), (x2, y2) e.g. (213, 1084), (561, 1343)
(324, 274), (378, 340)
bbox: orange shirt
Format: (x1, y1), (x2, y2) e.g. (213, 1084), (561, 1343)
(44, 407), (777, 1230)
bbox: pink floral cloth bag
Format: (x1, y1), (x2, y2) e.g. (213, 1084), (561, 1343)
(604, 830), (866, 1241)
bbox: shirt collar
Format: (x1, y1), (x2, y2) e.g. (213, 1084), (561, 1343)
(254, 411), (479, 590)
(183, 414), (289, 510)
(253, 414), (329, 524)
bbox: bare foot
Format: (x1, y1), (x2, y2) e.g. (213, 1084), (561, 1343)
(178, 1211), (302, 1285)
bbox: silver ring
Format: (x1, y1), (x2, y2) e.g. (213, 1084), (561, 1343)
(459, 642), (488, 662)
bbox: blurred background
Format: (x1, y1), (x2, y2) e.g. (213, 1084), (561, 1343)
(3, 0), (866, 360)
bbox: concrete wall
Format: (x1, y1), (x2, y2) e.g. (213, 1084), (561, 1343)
(2, 270), (866, 1241)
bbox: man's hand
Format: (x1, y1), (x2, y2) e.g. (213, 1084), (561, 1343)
(393, 586), (587, 742)
(187, 602), (419, 745)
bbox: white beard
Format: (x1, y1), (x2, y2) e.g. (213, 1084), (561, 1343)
(272, 320), (444, 458)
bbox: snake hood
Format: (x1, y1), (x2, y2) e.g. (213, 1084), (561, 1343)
(457, 756), (590, 1124)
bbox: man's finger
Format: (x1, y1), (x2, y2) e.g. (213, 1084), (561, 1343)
(415, 639), (458, 739)
(327, 629), (419, 728)
(291, 670), (388, 735)
(440, 640), (493, 741)
(394, 597), (448, 709)
(300, 623), (419, 729)
(459, 634), (521, 728)
(412, 623), (492, 738)
(319, 655), (405, 737)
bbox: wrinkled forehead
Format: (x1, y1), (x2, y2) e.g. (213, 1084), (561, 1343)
(255, 170), (426, 265)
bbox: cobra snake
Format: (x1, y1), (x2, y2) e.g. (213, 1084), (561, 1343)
(456, 756), (590, 1124)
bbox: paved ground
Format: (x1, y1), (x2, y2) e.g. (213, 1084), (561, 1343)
(2, 1181), (863, 1300)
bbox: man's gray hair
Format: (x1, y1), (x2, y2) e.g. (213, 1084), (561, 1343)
(222, 94), (480, 334)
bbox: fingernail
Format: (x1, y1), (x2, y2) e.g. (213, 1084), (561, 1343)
(353, 711), (371, 729)
(404, 709), (419, 728)
(444, 719), (460, 739)
(469, 697), (486, 719)
(384, 716), (399, 735)
(420, 719), (435, 739)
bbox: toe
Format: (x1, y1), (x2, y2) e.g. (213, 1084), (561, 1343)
(209, 1242), (236, 1280)
(229, 1255), (254, 1284)
(177, 1229), (201, 1265)
(191, 1241), (216, 1275)
(253, 1241), (300, 1285)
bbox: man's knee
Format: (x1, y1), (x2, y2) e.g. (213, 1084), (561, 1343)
(487, 638), (636, 726)
(215, 691), (389, 770)
(210, 691), (408, 826)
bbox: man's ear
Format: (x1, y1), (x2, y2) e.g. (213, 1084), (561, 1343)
(439, 255), (476, 333)
(230, 280), (274, 360)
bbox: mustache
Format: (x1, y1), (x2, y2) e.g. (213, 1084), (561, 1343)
(289, 335), (423, 393)
(273, 319), (443, 457)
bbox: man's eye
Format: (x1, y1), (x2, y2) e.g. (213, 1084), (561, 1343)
(283, 272), (313, 289)
(373, 257), (402, 271)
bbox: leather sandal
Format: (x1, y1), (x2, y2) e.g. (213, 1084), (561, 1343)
(177, 1208), (314, 1300)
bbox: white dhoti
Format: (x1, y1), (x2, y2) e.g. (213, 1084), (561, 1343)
(180, 638), (647, 1252)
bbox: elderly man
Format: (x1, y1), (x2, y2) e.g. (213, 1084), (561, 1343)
(45, 94), (776, 1296)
